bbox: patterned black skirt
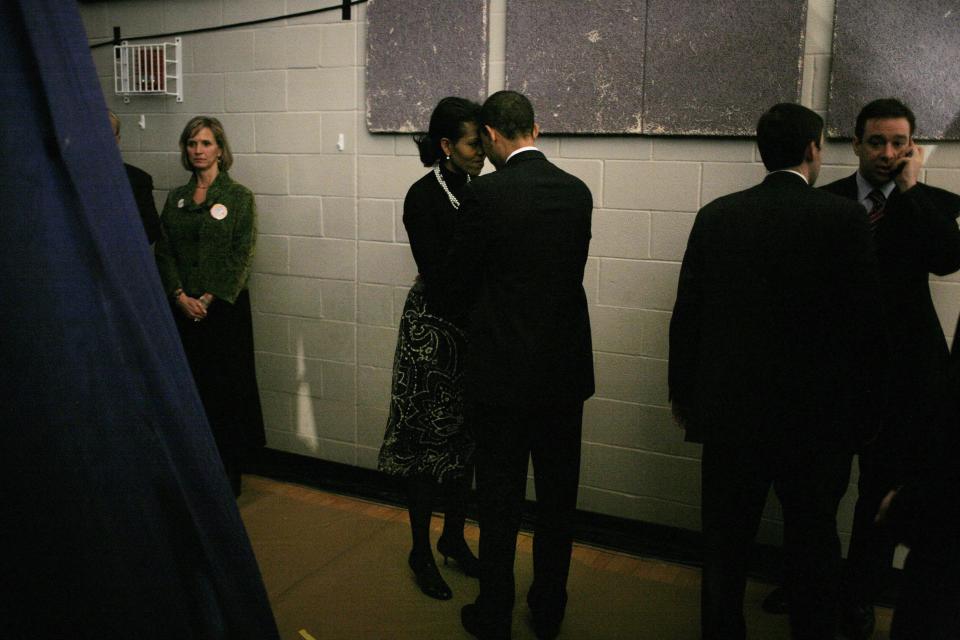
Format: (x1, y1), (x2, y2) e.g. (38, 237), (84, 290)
(378, 278), (473, 483)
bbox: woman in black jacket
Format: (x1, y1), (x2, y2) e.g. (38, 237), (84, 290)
(378, 97), (485, 600)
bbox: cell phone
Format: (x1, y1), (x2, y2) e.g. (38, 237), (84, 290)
(889, 148), (914, 178)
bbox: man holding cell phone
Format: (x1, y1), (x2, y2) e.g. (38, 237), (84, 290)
(765, 98), (960, 640)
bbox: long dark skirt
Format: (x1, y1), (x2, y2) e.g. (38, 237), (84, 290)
(174, 289), (266, 494)
(378, 279), (473, 482)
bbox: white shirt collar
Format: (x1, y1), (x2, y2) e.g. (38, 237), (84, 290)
(768, 168), (808, 185)
(505, 146), (539, 164)
(856, 171), (896, 203)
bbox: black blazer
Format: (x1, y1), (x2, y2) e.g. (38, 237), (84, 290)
(124, 163), (162, 244)
(669, 171), (886, 448)
(886, 314), (960, 547)
(821, 175), (960, 460)
(445, 150), (594, 407)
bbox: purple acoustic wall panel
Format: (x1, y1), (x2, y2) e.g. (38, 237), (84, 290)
(504, 0), (646, 134)
(366, 0), (487, 132)
(828, 0), (960, 140)
(643, 0), (807, 136)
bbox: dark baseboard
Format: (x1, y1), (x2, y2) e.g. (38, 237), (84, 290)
(248, 448), (774, 576)
(247, 447), (898, 604)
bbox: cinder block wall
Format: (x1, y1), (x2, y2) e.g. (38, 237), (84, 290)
(80, 0), (960, 548)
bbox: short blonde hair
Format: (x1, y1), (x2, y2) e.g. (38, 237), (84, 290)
(178, 116), (233, 172)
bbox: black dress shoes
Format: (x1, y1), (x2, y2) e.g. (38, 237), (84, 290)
(839, 603), (875, 640)
(408, 551), (452, 600)
(526, 589), (565, 639)
(529, 613), (561, 640)
(461, 602), (512, 640)
(461, 603), (483, 638)
(761, 586), (790, 615)
(762, 586), (875, 639)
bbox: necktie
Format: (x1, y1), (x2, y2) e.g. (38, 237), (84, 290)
(866, 189), (886, 231)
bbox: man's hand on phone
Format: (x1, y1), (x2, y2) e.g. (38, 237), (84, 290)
(893, 143), (924, 192)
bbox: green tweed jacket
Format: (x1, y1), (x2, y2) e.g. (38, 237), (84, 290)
(155, 171), (256, 304)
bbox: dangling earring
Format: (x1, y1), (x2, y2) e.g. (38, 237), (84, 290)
(445, 155), (451, 160)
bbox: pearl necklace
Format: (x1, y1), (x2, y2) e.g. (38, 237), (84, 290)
(433, 165), (470, 210)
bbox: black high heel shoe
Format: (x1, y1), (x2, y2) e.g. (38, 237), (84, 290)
(437, 536), (480, 578)
(408, 550), (452, 600)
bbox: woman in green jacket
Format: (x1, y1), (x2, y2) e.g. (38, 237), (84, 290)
(156, 116), (265, 496)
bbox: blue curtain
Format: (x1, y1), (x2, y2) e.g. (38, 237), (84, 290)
(0, 3), (279, 638)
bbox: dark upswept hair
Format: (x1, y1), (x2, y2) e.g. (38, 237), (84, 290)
(479, 90), (535, 140)
(854, 98), (916, 139)
(178, 115), (233, 172)
(756, 103), (823, 171)
(414, 97), (481, 166)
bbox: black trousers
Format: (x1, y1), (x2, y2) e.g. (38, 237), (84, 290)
(842, 452), (906, 608)
(700, 438), (852, 640)
(891, 542), (960, 640)
(470, 400), (584, 639)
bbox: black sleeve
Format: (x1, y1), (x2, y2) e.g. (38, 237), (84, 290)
(668, 210), (706, 419)
(894, 185), (960, 276)
(885, 407), (960, 545)
(402, 183), (445, 284)
(127, 166), (162, 244)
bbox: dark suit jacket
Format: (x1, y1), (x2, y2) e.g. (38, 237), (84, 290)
(886, 314), (960, 547)
(821, 175), (960, 464)
(669, 171), (886, 449)
(445, 150), (594, 407)
(124, 162), (162, 244)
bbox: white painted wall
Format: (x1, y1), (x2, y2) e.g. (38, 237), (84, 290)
(79, 0), (960, 548)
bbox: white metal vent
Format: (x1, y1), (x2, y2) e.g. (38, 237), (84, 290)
(113, 37), (183, 103)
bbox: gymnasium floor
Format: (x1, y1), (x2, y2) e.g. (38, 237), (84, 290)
(238, 475), (892, 639)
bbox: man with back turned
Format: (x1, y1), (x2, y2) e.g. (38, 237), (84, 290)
(445, 90), (594, 640)
(669, 103), (886, 640)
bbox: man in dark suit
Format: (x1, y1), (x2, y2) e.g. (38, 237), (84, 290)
(818, 98), (960, 639)
(669, 103), (886, 640)
(878, 314), (960, 639)
(109, 110), (163, 244)
(447, 91), (594, 640)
